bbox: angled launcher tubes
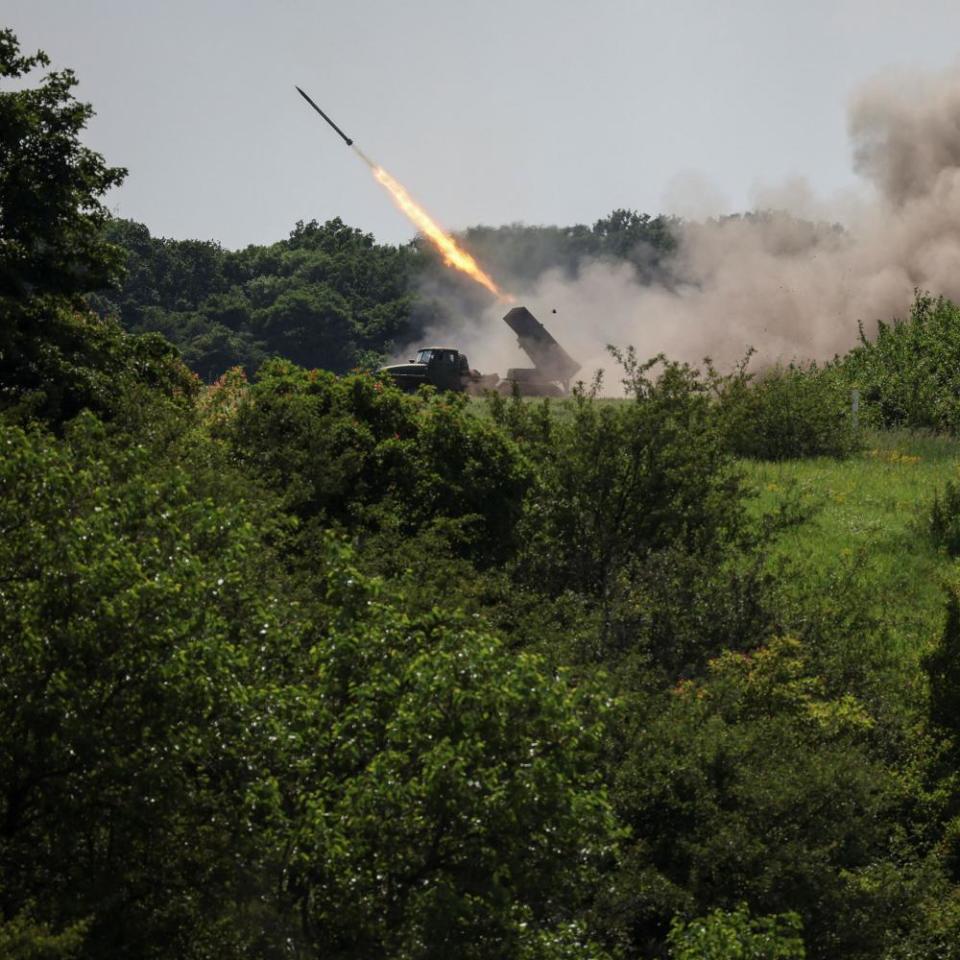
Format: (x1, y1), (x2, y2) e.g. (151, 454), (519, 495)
(500, 306), (581, 396)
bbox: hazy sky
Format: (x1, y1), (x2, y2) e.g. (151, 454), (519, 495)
(6, 0), (960, 249)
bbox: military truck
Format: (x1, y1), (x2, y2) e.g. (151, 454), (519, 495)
(380, 306), (580, 397)
(380, 347), (499, 395)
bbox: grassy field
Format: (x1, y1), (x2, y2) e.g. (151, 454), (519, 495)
(745, 429), (960, 660)
(473, 393), (960, 661)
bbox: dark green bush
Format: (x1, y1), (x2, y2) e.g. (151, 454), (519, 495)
(716, 360), (860, 461)
(0, 299), (200, 428)
(601, 637), (919, 960)
(226, 360), (531, 564)
(838, 292), (960, 433)
(0, 414), (616, 959)
(498, 353), (747, 604)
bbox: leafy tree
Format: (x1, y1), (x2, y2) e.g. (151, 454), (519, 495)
(445, 211), (678, 291)
(0, 298), (198, 426)
(0, 29), (194, 426)
(0, 415), (293, 956)
(838, 293), (960, 433)
(272, 541), (617, 959)
(667, 904), (805, 960)
(177, 320), (265, 381)
(98, 217), (420, 381)
(590, 208), (678, 280)
(601, 637), (924, 960)
(0, 29), (125, 299)
(0, 394), (615, 958)
(252, 285), (356, 372)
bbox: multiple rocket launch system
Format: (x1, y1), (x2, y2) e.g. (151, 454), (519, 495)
(294, 87), (581, 395)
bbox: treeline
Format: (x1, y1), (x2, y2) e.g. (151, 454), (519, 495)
(8, 25), (960, 960)
(92, 210), (678, 382)
(92, 216), (419, 380)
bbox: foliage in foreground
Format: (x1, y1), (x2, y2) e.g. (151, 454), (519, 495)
(5, 329), (960, 959)
(0, 411), (614, 958)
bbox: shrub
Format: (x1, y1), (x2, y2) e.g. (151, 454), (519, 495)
(226, 360), (531, 564)
(0, 415), (287, 955)
(509, 353), (747, 604)
(278, 541), (617, 959)
(602, 638), (917, 960)
(0, 299), (199, 428)
(838, 292), (960, 433)
(716, 360), (860, 461)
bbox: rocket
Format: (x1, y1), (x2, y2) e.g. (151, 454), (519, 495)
(295, 86), (353, 146)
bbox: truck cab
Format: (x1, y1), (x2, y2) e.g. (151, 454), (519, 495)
(380, 347), (475, 393)
(413, 348), (466, 391)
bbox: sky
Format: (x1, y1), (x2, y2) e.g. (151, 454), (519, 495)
(6, 0), (960, 250)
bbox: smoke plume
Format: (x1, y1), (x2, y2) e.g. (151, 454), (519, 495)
(414, 64), (960, 388)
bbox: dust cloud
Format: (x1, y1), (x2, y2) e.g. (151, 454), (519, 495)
(415, 64), (960, 389)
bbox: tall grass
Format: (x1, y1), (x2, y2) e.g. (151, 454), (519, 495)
(746, 429), (960, 660)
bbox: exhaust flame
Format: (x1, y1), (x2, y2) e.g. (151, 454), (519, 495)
(353, 146), (511, 302)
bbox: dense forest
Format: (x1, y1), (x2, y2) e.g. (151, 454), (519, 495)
(7, 26), (960, 960)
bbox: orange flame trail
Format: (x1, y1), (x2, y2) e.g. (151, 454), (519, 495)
(353, 146), (511, 302)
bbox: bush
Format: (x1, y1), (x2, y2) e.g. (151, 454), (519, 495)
(716, 359), (860, 461)
(226, 360), (531, 564)
(0, 299), (199, 428)
(0, 415), (286, 955)
(838, 292), (960, 433)
(0, 414), (617, 959)
(600, 545), (777, 677)
(502, 353), (747, 604)
(277, 540), (617, 959)
(602, 637), (918, 960)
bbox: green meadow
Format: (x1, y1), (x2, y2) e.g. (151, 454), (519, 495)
(747, 430), (960, 660)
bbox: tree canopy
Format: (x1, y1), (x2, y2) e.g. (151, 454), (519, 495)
(0, 28), (193, 426)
